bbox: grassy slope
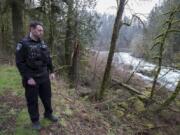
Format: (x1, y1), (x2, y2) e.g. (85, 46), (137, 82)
(0, 65), (180, 135)
(0, 65), (60, 135)
(0, 65), (23, 95)
(0, 65), (110, 135)
(0, 65), (38, 135)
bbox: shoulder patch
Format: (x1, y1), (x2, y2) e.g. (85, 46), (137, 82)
(16, 43), (23, 51)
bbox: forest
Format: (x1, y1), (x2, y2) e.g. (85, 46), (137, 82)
(0, 0), (180, 135)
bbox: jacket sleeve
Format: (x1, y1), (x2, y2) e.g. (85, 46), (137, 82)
(15, 42), (32, 79)
(47, 48), (54, 73)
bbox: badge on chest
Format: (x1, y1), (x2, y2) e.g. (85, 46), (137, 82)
(28, 44), (42, 59)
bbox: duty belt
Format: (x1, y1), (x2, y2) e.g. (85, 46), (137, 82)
(33, 71), (47, 77)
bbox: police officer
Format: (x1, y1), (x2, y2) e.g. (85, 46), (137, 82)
(15, 21), (58, 130)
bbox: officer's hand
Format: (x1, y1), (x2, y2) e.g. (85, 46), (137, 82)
(27, 78), (36, 86)
(49, 73), (55, 80)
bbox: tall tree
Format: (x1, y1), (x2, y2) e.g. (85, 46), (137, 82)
(0, 0), (24, 54)
(150, 6), (179, 99)
(64, 0), (98, 86)
(11, 0), (25, 43)
(98, 0), (126, 99)
(64, 0), (75, 67)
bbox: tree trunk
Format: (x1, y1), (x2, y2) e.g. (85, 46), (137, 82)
(48, 0), (56, 52)
(98, 0), (126, 99)
(68, 4), (80, 87)
(150, 11), (175, 99)
(64, 0), (74, 67)
(11, 0), (24, 44)
(69, 40), (80, 87)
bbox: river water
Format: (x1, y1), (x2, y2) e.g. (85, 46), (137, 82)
(97, 51), (180, 91)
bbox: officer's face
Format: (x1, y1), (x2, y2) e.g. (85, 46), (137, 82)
(31, 25), (44, 39)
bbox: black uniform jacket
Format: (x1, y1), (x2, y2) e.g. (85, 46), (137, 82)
(15, 35), (54, 83)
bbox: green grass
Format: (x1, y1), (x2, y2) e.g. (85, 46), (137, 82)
(15, 109), (52, 135)
(0, 65), (23, 95)
(0, 65), (54, 135)
(15, 109), (38, 135)
(0, 64), (57, 135)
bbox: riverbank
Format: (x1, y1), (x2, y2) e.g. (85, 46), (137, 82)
(89, 50), (180, 91)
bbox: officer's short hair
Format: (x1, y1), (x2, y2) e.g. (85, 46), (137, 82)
(29, 21), (43, 29)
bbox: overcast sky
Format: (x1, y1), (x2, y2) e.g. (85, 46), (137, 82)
(95, 0), (162, 19)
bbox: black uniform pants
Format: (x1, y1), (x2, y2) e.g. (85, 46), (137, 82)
(23, 77), (53, 123)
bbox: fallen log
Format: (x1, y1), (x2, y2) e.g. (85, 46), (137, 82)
(112, 79), (144, 96)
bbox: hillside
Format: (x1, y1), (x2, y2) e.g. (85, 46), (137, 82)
(0, 64), (180, 135)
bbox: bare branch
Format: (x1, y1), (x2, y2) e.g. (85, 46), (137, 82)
(167, 29), (180, 33)
(122, 14), (145, 28)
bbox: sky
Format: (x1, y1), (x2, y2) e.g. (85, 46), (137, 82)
(95, 0), (162, 20)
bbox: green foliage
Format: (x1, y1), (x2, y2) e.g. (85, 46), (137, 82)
(0, 0), (99, 70)
(143, 0), (180, 66)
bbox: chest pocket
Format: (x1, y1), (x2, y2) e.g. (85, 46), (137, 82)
(28, 45), (41, 60)
(41, 44), (50, 63)
(27, 44), (43, 69)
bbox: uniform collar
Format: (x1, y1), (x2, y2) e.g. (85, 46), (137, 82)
(28, 33), (41, 43)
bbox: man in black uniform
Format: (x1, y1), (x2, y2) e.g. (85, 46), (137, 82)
(16, 21), (58, 130)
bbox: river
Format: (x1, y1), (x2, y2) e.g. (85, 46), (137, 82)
(97, 51), (180, 91)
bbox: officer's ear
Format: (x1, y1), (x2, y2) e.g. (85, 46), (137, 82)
(30, 27), (34, 32)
